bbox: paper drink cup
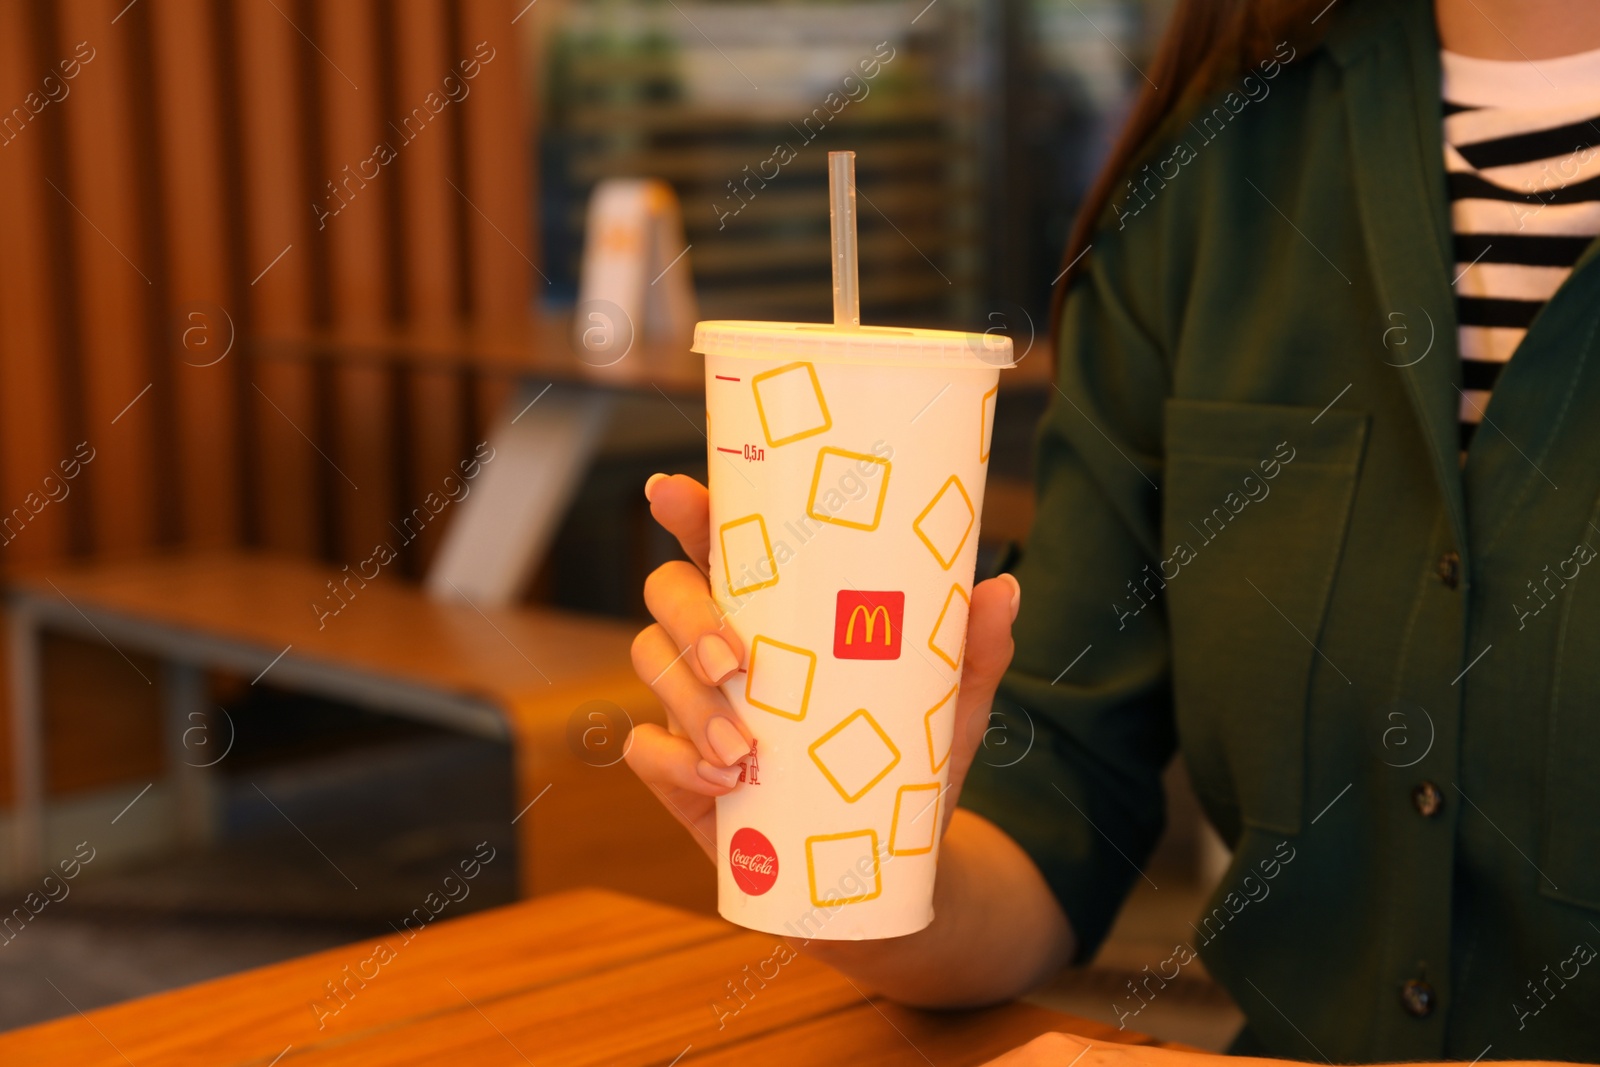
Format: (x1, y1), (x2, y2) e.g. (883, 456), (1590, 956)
(696, 320), (1013, 940)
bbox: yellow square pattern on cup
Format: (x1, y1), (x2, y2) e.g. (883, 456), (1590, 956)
(912, 475), (975, 570)
(751, 362), (832, 447)
(806, 447), (891, 531)
(806, 829), (882, 907)
(888, 783), (942, 856)
(744, 636), (817, 721)
(809, 709), (900, 803)
(923, 684), (958, 774)
(980, 384), (999, 462)
(720, 514), (779, 597)
(927, 583), (970, 670)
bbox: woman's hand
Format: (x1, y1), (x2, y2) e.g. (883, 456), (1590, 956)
(626, 472), (1021, 861)
(628, 474), (1070, 1009)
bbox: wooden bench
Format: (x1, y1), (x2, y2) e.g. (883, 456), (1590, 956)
(5, 552), (713, 910)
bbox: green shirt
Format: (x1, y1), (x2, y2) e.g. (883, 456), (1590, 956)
(958, 0), (1600, 1060)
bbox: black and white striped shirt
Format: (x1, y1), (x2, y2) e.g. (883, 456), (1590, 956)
(1442, 47), (1600, 453)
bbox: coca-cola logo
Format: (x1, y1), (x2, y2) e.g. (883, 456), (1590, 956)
(729, 827), (779, 896)
(731, 850), (775, 874)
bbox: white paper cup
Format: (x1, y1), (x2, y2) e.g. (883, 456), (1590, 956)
(696, 321), (1013, 940)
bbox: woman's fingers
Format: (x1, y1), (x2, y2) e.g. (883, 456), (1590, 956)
(623, 721), (737, 797)
(643, 560), (746, 688)
(645, 474), (712, 575)
(631, 622), (754, 773)
(945, 573), (1021, 802)
(624, 723), (722, 862)
(638, 468), (1019, 832)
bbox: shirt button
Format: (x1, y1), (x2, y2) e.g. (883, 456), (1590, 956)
(1436, 552), (1461, 589)
(1400, 979), (1435, 1018)
(1412, 782), (1443, 818)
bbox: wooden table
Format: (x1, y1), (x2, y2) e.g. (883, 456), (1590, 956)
(0, 888), (1175, 1066)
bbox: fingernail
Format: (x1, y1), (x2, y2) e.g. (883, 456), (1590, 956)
(697, 759), (742, 789)
(644, 473), (667, 502)
(697, 633), (739, 684)
(1001, 573), (1021, 620)
(706, 716), (749, 767)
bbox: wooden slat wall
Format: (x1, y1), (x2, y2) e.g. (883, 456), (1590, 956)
(395, 0), (467, 573)
(58, 0), (164, 558)
(0, 2), (69, 811)
(236, 0), (321, 557)
(317, 0), (401, 566)
(0, 0), (537, 805)
(0, 2), (73, 568)
(462, 0), (534, 435)
(152, 0), (240, 549)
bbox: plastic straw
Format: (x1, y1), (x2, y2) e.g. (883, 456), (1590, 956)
(829, 151), (860, 329)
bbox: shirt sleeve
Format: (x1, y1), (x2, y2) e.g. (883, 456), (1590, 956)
(958, 227), (1177, 964)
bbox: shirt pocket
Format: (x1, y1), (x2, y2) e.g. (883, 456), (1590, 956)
(1545, 568), (1600, 911)
(1161, 398), (1369, 839)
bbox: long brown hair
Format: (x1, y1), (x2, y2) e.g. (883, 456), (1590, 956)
(1050, 0), (1334, 328)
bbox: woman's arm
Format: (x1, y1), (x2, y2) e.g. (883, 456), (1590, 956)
(799, 808), (1076, 1008)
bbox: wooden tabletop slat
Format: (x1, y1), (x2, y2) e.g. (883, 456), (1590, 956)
(0, 889), (1175, 1067)
(0, 890), (724, 1066)
(288, 929), (866, 1067)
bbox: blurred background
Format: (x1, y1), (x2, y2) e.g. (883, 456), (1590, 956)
(0, 0), (1238, 1050)
(537, 0), (1140, 326)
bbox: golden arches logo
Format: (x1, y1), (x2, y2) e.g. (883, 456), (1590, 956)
(845, 604), (892, 646)
(833, 590), (903, 660)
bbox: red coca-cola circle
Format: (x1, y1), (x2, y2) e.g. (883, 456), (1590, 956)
(728, 828), (779, 896)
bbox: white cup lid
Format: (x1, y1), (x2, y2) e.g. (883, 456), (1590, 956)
(692, 320), (1015, 368)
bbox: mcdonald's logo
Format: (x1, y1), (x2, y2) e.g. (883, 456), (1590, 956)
(833, 590), (904, 660)
(848, 606), (890, 644)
